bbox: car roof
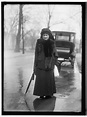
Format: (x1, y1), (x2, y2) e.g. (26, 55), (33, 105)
(52, 31), (76, 34)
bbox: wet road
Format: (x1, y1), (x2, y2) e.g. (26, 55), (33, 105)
(4, 51), (81, 112)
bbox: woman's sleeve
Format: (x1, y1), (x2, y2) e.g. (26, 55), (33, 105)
(33, 40), (38, 72)
(53, 42), (58, 58)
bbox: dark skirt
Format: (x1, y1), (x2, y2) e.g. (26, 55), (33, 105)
(33, 69), (56, 96)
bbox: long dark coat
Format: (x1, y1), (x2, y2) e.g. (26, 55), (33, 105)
(33, 39), (58, 96)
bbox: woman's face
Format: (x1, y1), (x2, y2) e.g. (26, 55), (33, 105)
(42, 33), (49, 40)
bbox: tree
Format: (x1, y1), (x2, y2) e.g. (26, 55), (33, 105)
(47, 5), (55, 29)
(4, 5), (19, 49)
(15, 5), (23, 52)
(21, 5), (25, 54)
(28, 29), (37, 50)
(41, 5), (55, 29)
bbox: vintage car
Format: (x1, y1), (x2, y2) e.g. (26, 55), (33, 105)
(52, 31), (76, 68)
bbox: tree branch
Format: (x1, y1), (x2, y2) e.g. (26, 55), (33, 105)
(50, 10), (81, 27)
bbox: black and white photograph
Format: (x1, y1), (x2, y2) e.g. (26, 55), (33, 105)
(2, 2), (85, 115)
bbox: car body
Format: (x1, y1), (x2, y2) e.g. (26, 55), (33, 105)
(52, 31), (76, 68)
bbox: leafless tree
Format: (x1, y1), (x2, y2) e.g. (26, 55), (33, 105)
(4, 4), (82, 52)
(4, 5), (19, 49)
(47, 5), (55, 29)
(15, 5), (23, 52)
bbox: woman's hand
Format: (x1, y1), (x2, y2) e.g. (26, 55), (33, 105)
(34, 67), (37, 75)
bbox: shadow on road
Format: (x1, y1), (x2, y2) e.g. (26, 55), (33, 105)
(33, 96), (56, 112)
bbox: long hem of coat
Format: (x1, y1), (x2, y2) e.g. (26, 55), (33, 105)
(33, 69), (56, 96)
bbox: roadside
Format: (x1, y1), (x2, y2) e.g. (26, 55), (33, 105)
(4, 50), (82, 73)
(4, 50), (34, 59)
(4, 50), (81, 111)
(76, 53), (82, 73)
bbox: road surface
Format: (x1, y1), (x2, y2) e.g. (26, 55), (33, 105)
(4, 51), (81, 112)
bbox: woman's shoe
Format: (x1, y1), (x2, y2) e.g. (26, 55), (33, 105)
(40, 96), (44, 99)
(45, 96), (52, 99)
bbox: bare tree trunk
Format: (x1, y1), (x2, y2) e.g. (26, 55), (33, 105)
(15, 5), (22, 52)
(47, 13), (51, 29)
(47, 5), (54, 29)
(47, 5), (50, 29)
(21, 5), (24, 54)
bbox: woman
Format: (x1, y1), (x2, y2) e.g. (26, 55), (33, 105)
(33, 28), (58, 99)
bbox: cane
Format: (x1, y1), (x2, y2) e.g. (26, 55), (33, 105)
(25, 72), (35, 95)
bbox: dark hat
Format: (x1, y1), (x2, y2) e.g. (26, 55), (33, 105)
(40, 28), (54, 40)
(41, 28), (52, 35)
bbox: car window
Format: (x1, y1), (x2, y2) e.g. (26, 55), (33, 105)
(56, 35), (69, 41)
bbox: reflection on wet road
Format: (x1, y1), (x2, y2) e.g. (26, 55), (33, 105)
(4, 53), (81, 112)
(25, 62), (81, 112)
(33, 96), (56, 111)
(55, 65), (75, 96)
(18, 68), (23, 93)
